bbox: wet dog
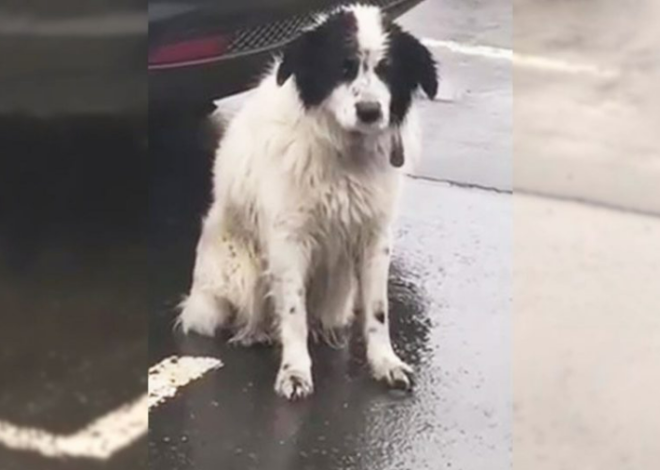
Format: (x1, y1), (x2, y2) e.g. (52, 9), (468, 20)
(178, 4), (437, 399)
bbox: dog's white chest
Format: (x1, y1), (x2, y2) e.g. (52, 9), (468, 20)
(305, 170), (389, 247)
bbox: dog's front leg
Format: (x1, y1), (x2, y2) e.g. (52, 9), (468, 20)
(269, 236), (314, 400)
(358, 232), (414, 390)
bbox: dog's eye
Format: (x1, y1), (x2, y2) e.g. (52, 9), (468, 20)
(342, 58), (359, 78)
(375, 58), (391, 76)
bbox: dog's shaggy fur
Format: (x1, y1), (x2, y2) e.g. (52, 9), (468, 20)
(178, 5), (437, 399)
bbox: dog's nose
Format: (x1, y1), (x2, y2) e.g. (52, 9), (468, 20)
(355, 101), (382, 124)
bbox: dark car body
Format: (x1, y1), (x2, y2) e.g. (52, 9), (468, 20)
(149, 0), (424, 109)
(0, 0), (146, 117)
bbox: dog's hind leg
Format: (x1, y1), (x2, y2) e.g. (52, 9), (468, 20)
(178, 290), (232, 337)
(228, 273), (272, 346)
(178, 206), (257, 337)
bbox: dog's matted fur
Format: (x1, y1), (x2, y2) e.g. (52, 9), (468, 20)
(178, 4), (437, 399)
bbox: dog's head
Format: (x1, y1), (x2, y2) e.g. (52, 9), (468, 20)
(276, 4), (437, 134)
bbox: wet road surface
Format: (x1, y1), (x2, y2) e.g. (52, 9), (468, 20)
(0, 119), (147, 469)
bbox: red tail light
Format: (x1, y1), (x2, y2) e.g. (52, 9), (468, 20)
(149, 35), (231, 67)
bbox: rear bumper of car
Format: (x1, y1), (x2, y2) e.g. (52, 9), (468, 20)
(149, 48), (273, 108)
(0, 11), (146, 117)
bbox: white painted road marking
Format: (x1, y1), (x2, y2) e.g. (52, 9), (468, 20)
(148, 356), (222, 408)
(422, 38), (618, 78)
(0, 355), (221, 460)
(0, 395), (149, 460)
(422, 38), (513, 60)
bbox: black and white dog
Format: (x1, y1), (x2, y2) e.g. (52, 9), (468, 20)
(178, 4), (437, 400)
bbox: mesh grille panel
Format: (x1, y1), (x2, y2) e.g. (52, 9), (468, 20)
(225, 0), (404, 56)
(226, 13), (314, 55)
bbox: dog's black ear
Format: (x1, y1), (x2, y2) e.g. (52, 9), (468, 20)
(276, 36), (303, 86)
(416, 42), (438, 99)
(395, 30), (438, 99)
(277, 28), (319, 86)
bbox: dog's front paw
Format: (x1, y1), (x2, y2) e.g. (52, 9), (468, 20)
(370, 353), (414, 391)
(275, 366), (314, 400)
